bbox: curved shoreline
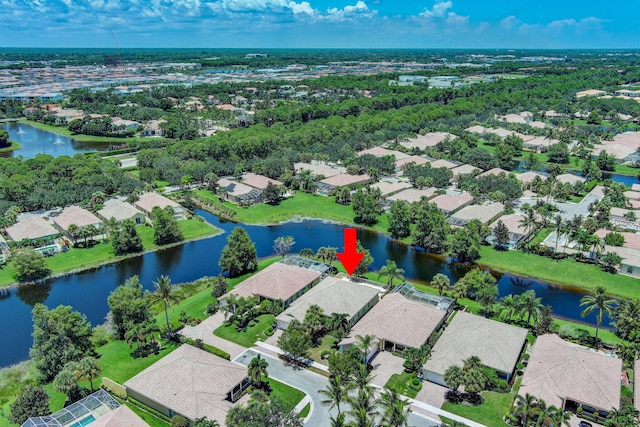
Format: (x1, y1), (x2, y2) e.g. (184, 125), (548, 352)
(0, 230), (223, 291)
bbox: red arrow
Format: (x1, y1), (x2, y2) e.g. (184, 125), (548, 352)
(337, 228), (364, 276)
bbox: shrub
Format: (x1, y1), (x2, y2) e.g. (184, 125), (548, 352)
(497, 379), (510, 393)
(203, 343), (230, 360)
(411, 377), (420, 387)
(464, 392), (484, 406)
(320, 350), (331, 360)
(171, 414), (190, 427)
(445, 390), (464, 404)
(91, 325), (113, 347)
(264, 327), (274, 337)
(206, 303), (218, 315)
(558, 324), (578, 339)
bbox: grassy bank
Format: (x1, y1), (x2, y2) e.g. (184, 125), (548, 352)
(19, 119), (159, 144)
(0, 219), (221, 288)
(0, 140), (21, 153)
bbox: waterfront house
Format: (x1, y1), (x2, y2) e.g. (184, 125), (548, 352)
(133, 193), (186, 220)
(386, 187), (438, 204)
(52, 206), (102, 238)
(489, 213), (531, 247)
(317, 173), (371, 194)
(217, 178), (262, 205)
(447, 202), (504, 227)
(97, 199), (146, 225)
(6, 216), (59, 244)
(430, 192), (474, 216)
(241, 172), (283, 190)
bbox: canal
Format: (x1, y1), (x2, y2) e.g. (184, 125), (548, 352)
(0, 210), (602, 368)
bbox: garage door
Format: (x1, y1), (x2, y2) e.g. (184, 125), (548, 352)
(426, 371), (447, 387)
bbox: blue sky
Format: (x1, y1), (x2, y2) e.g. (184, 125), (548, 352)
(1, 0), (639, 49)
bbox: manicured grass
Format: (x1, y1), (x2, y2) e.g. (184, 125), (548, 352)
(384, 372), (418, 399)
(0, 220), (220, 288)
(529, 228), (551, 247)
(96, 340), (179, 385)
(214, 314), (275, 348)
(193, 189), (391, 235)
(20, 119), (158, 144)
(307, 335), (336, 364)
(441, 391), (514, 427)
(552, 318), (624, 346)
(264, 377), (305, 412)
(298, 402), (310, 418)
(125, 402), (169, 427)
(0, 140), (21, 153)
(477, 246), (640, 299)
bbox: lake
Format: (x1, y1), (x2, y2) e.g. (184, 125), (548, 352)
(0, 210), (602, 368)
(1, 122), (109, 159)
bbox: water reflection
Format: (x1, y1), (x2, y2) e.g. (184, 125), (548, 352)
(16, 281), (52, 306)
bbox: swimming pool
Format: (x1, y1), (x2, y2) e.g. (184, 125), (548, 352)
(68, 415), (95, 427)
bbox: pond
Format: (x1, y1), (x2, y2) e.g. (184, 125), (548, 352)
(0, 210), (604, 368)
(1, 122), (110, 159)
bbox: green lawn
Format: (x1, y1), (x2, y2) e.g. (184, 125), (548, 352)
(477, 246), (640, 299)
(0, 219), (220, 288)
(552, 318), (624, 345)
(307, 335), (336, 364)
(96, 340), (180, 385)
(264, 377), (305, 412)
(0, 140), (21, 153)
(192, 189), (391, 235)
(529, 228), (552, 247)
(20, 119), (159, 144)
(441, 391), (514, 427)
(125, 402), (169, 427)
(384, 372), (418, 399)
(214, 314), (275, 348)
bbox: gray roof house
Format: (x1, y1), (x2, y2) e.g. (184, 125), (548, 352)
(52, 206), (102, 233)
(217, 178), (262, 205)
(97, 199), (146, 224)
(124, 344), (250, 423)
(519, 334), (621, 416)
(275, 276), (381, 330)
(446, 202), (504, 227)
(423, 311), (528, 386)
(6, 216), (59, 242)
(430, 192), (474, 216)
(134, 193), (187, 219)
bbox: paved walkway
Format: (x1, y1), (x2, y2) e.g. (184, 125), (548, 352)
(369, 351), (405, 388)
(415, 381), (449, 423)
(180, 311), (246, 359)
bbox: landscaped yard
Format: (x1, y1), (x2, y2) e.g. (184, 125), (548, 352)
(307, 335), (337, 364)
(20, 119), (157, 144)
(441, 391), (514, 427)
(263, 377), (305, 412)
(214, 314), (275, 348)
(384, 371), (419, 399)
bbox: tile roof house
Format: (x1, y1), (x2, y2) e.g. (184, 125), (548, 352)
(370, 181), (412, 197)
(241, 172), (283, 190)
(217, 178), (262, 205)
(124, 344), (250, 423)
(229, 261), (322, 308)
(386, 187), (438, 204)
(97, 199), (145, 224)
(52, 206), (102, 232)
(294, 162), (346, 178)
(90, 405), (150, 427)
(134, 193), (186, 219)
(400, 132), (457, 151)
(357, 147), (409, 160)
(430, 192), (474, 215)
(477, 167), (510, 178)
(489, 213), (530, 247)
(340, 290), (449, 362)
(318, 174), (371, 193)
(429, 159), (458, 169)
(556, 174), (586, 185)
(519, 334), (622, 415)
(423, 311), (528, 386)
(276, 276), (381, 330)
(395, 155), (430, 170)
(447, 202), (504, 226)
(451, 164), (480, 177)
(6, 216), (59, 242)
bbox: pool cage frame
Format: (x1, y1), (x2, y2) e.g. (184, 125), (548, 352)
(21, 389), (120, 427)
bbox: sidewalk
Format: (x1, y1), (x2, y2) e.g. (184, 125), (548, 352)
(180, 311), (246, 359)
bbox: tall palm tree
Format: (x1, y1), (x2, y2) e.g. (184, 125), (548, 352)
(150, 275), (179, 338)
(552, 215), (563, 253)
(513, 393), (539, 427)
(378, 388), (411, 427)
(517, 290), (544, 324)
(67, 223), (79, 244)
(499, 294), (518, 322)
(328, 312), (350, 340)
(355, 334), (375, 365)
(519, 209), (539, 249)
(319, 375), (351, 415)
(546, 405), (571, 427)
(431, 273), (450, 296)
(452, 281), (468, 301)
(347, 388), (378, 427)
(444, 365), (464, 391)
(247, 354), (268, 389)
(329, 413), (346, 427)
(77, 356), (101, 392)
(378, 260), (404, 289)
(580, 286), (617, 347)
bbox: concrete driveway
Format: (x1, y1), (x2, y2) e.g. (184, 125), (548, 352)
(370, 351), (406, 388)
(180, 311), (246, 359)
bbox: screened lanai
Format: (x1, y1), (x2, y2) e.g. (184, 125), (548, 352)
(21, 389), (120, 427)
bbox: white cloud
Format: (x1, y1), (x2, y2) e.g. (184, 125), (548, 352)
(420, 1), (452, 19)
(500, 15), (518, 30)
(446, 12), (467, 27)
(325, 1), (375, 21)
(287, 1), (314, 15)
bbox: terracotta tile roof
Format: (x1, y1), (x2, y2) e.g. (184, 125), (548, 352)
(341, 292), (447, 349)
(519, 334), (621, 411)
(6, 216), (58, 241)
(230, 262), (321, 302)
(424, 311), (527, 376)
(429, 159), (457, 169)
(357, 147), (409, 159)
(477, 167), (510, 178)
(319, 173), (371, 188)
(430, 192), (474, 214)
(134, 193), (180, 213)
(386, 187), (438, 204)
(241, 172), (283, 190)
(294, 162), (346, 178)
(515, 171), (547, 184)
(52, 206), (102, 230)
(90, 405), (149, 427)
(447, 202), (504, 225)
(395, 155), (429, 169)
(556, 174), (586, 185)
(125, 345), (247, 422)
(491, 214), (528, 236)
(371, 181), (412, 197)
(451, 164), (480, 177)
(97, 199), (144, 222)
(400, 132), (457, 150)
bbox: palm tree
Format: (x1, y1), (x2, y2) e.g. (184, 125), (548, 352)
(519, 209), (539, 249)
(355, 334), (375, 365)
(444, 365), (463, 390)
(552, 215), (563, 253)
(580, 286), (617, 347)
(499, 294), (518, 322)
(329, 413), (346, 427)
(378, 388), (411, 427)
(452, 280), (468, 301)
(378, 260), (405, 289)
(546, 405), (571, 427)
(328, 312), (350, 340)
(462, 355), (482, 372)
(53, 365), (80, 402)
(513, 393), (539, 427)
(77, 356), (101, 392)
(247, 354), (268, 389)
(431, 273), (450, 296)
(319, 375), (351, 415)
(150, 275), (179, 338)
(347, 388), (378, 427)
(517, 290), (544, 325)
(67, 223), (79, 244)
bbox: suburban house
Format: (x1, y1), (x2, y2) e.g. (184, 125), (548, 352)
(446, 202), (504, 227)
(477, 167), (510, 178)
(6, 216), (59, 244)
(423, 311), (528, 386)
(515, 171), (547, 188)
(399, 132), (457, 151)
(451, 164), (480, 178)
(143, 119), (166, 137)
(217, 178), (263, 205)
(275, 276), (381, 330)
(429, 159), (458, 169)
(52, 206), (102, 236)
(356, 147), (409, 160)
(111, 117), (140, 132)
(395, 155), (430, 170)
(370, 180), (412, 198)
(603, 244), (640, 277)
(22, 389), (148, 427)
(489, 213), (531, 247)
(294, 162), (346, 178)
(97, 199), (146, 225)
(386, 187), (438, 205)
(124, 345), (250, 423)
(133, 193), (187, 220)
(317, 173), (371, 194)
(519, 334), (621, 417)
(522, 136), (558, 153)
(339, 283), (453, 363)
(556, 174), (586, 185)
(241, 172), (283, 190)
(610, 207), (640, 230)
(430, 192), (474, 216)
(228, 260), (323, 308)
